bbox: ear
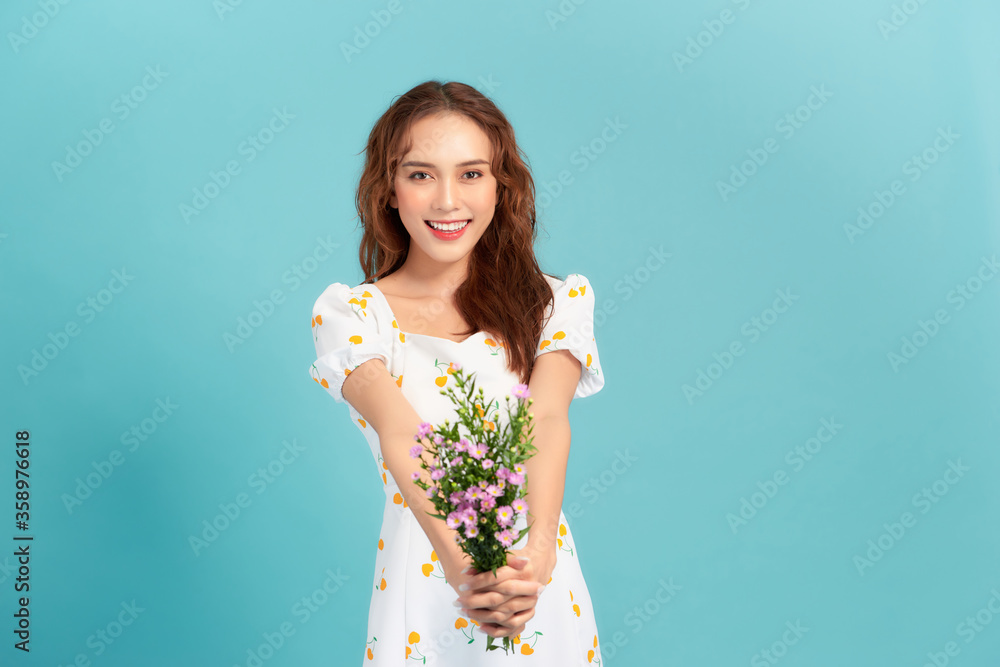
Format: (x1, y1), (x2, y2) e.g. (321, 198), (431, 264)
(389, 192), (397, 209)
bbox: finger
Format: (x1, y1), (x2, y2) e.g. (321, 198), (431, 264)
(469, 577), (544, 599)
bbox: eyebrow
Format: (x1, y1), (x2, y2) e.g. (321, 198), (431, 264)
(399, 159), (490, 168)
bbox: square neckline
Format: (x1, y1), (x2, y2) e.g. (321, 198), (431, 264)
(361, 283), (486, 345)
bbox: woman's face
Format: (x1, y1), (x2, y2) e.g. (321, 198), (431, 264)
(389, 112), (497, 272)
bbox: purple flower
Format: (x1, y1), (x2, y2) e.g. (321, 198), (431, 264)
(417, 422), (434, 438)
(433, 434), (444, 445)
(409, 445), (423, 459)
(449, 456), (462, 467)
(495, 529), (515, 548)
(410, 471), (420, 481)
(482, 458), (494, 469)
(426, 486), (436, 499)
(495, 505), (514, 527)
(512, 384), (530, 399)
(430, 468), (445, 481)
(512, 498), (529, 514)
(456, 437), (471, 452)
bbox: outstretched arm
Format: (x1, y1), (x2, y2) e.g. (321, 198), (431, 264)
(523, 348), (581, 568)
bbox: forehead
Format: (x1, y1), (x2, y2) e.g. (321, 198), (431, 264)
(400, 112), (491, 161)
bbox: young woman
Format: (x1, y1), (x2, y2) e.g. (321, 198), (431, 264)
(309, 81), (606, 664)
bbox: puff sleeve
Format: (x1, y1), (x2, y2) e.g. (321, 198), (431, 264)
(309, 283), (394, 404)
(536, 273), (605, 399)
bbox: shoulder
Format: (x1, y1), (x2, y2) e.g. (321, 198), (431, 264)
(541, 273), (595, 308)
(312, 282), (383, 325)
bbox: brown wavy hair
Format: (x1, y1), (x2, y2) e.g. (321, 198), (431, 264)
(354, 80), (557, 385)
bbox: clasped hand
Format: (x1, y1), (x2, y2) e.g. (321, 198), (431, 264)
(446, 547), (556, 639)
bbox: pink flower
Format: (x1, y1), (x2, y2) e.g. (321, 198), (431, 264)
(410, 471), (420, 481)
(449, 491), (465, 505)
(456, 437), (471, 452)
(469, 442), (488, 460)
(465, 524), (479, 538)
(495, 505), (514, 527)
(496, 466), (510, 481)
(507, 471), (525, 486)
(433, 434), (444, 445)
(480, 496), (496, 511)
(482, 458), (494, 469)
(446, 512), (462, 529)
(512, 498), (529, 514)
(462, 508), (478, 526)
(409, 445), (423, 459)
(494, 529), (515, 548)
(417, 422), (434, 438)
(452, 362), (462, 371)
(449, 456), (462, 467)
(426, 486), (436, 499)
(514, 463), (526, 475)
(486, 484), (503, 497)
(430, 468), (445, 481)
(511, 384), (530, 399)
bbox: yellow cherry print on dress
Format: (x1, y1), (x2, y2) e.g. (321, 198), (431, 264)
(405, 631), (425, 661)
(421, 550), (445, 578)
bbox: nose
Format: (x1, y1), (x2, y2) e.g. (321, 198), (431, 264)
(432, 176), (459, 212)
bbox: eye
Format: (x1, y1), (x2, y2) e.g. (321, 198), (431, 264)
(408, 171), (430, 180)
(463, 171), (484, 179)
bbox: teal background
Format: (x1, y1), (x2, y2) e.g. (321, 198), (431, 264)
(1, 0), (999, 665)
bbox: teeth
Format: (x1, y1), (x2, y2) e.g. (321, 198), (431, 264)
(427, 220), (469, 232)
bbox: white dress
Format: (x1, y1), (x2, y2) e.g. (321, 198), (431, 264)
(309, 272), (606, 665)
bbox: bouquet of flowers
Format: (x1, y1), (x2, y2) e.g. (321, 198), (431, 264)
(409, 363), (538, 655)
